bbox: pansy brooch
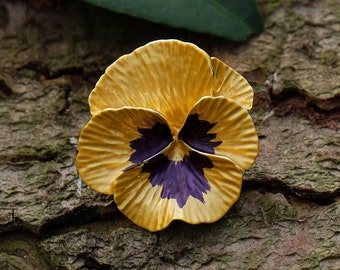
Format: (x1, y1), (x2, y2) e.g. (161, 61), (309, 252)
(77, 39), (258, 231)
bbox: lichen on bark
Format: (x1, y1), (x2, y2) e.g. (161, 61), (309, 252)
(0, 0), (339, 268)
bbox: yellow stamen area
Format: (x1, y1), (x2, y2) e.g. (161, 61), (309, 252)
(165, 138), (189, 163)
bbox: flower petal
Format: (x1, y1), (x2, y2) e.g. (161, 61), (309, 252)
(113, 152), (243, 231)
(211, 57), (254, 110)
(77, 107), (172, 194)
(181, 96), (258, 171)
(89, 39), (213, 132)
(178, 113), (221, 154)
(146, 149), (213, 208)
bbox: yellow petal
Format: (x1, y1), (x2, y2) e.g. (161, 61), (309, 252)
(211, 57), (254, 110)
(113, 153), (243, 231)
(89, 39), (213, 133)
(185, 96), (258, 171)
(77, 107), (170, 194)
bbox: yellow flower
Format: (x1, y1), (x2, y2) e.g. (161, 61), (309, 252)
(77, 39), (258, 231)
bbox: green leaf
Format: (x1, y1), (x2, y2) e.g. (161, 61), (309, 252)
(81, 0), (263, 42)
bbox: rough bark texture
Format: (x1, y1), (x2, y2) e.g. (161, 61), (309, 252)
(0, 0), (339, 269)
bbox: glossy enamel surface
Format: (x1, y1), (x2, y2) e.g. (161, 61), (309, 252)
(77, 39), (258, 231)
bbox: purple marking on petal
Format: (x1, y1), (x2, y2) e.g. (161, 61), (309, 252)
(179, 114), (222, 154)
(142, 151), (213, 208)
(128, 122), (173, 166)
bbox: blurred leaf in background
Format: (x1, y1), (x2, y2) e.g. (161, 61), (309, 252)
(81, 0), (263, 42)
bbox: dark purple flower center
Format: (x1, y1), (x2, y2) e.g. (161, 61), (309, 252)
(129, 122), (173, 166)
(128, 114), (221, 207)
(141, 151), (213, 208)
(179, 114), (221, 153)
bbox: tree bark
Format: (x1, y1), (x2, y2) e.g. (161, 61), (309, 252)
(0, 0), (339, 269)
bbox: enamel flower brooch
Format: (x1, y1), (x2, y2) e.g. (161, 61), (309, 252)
(77, 39), (258, 231)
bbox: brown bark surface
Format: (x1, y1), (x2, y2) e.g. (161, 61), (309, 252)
(0, 0), (339, 269)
